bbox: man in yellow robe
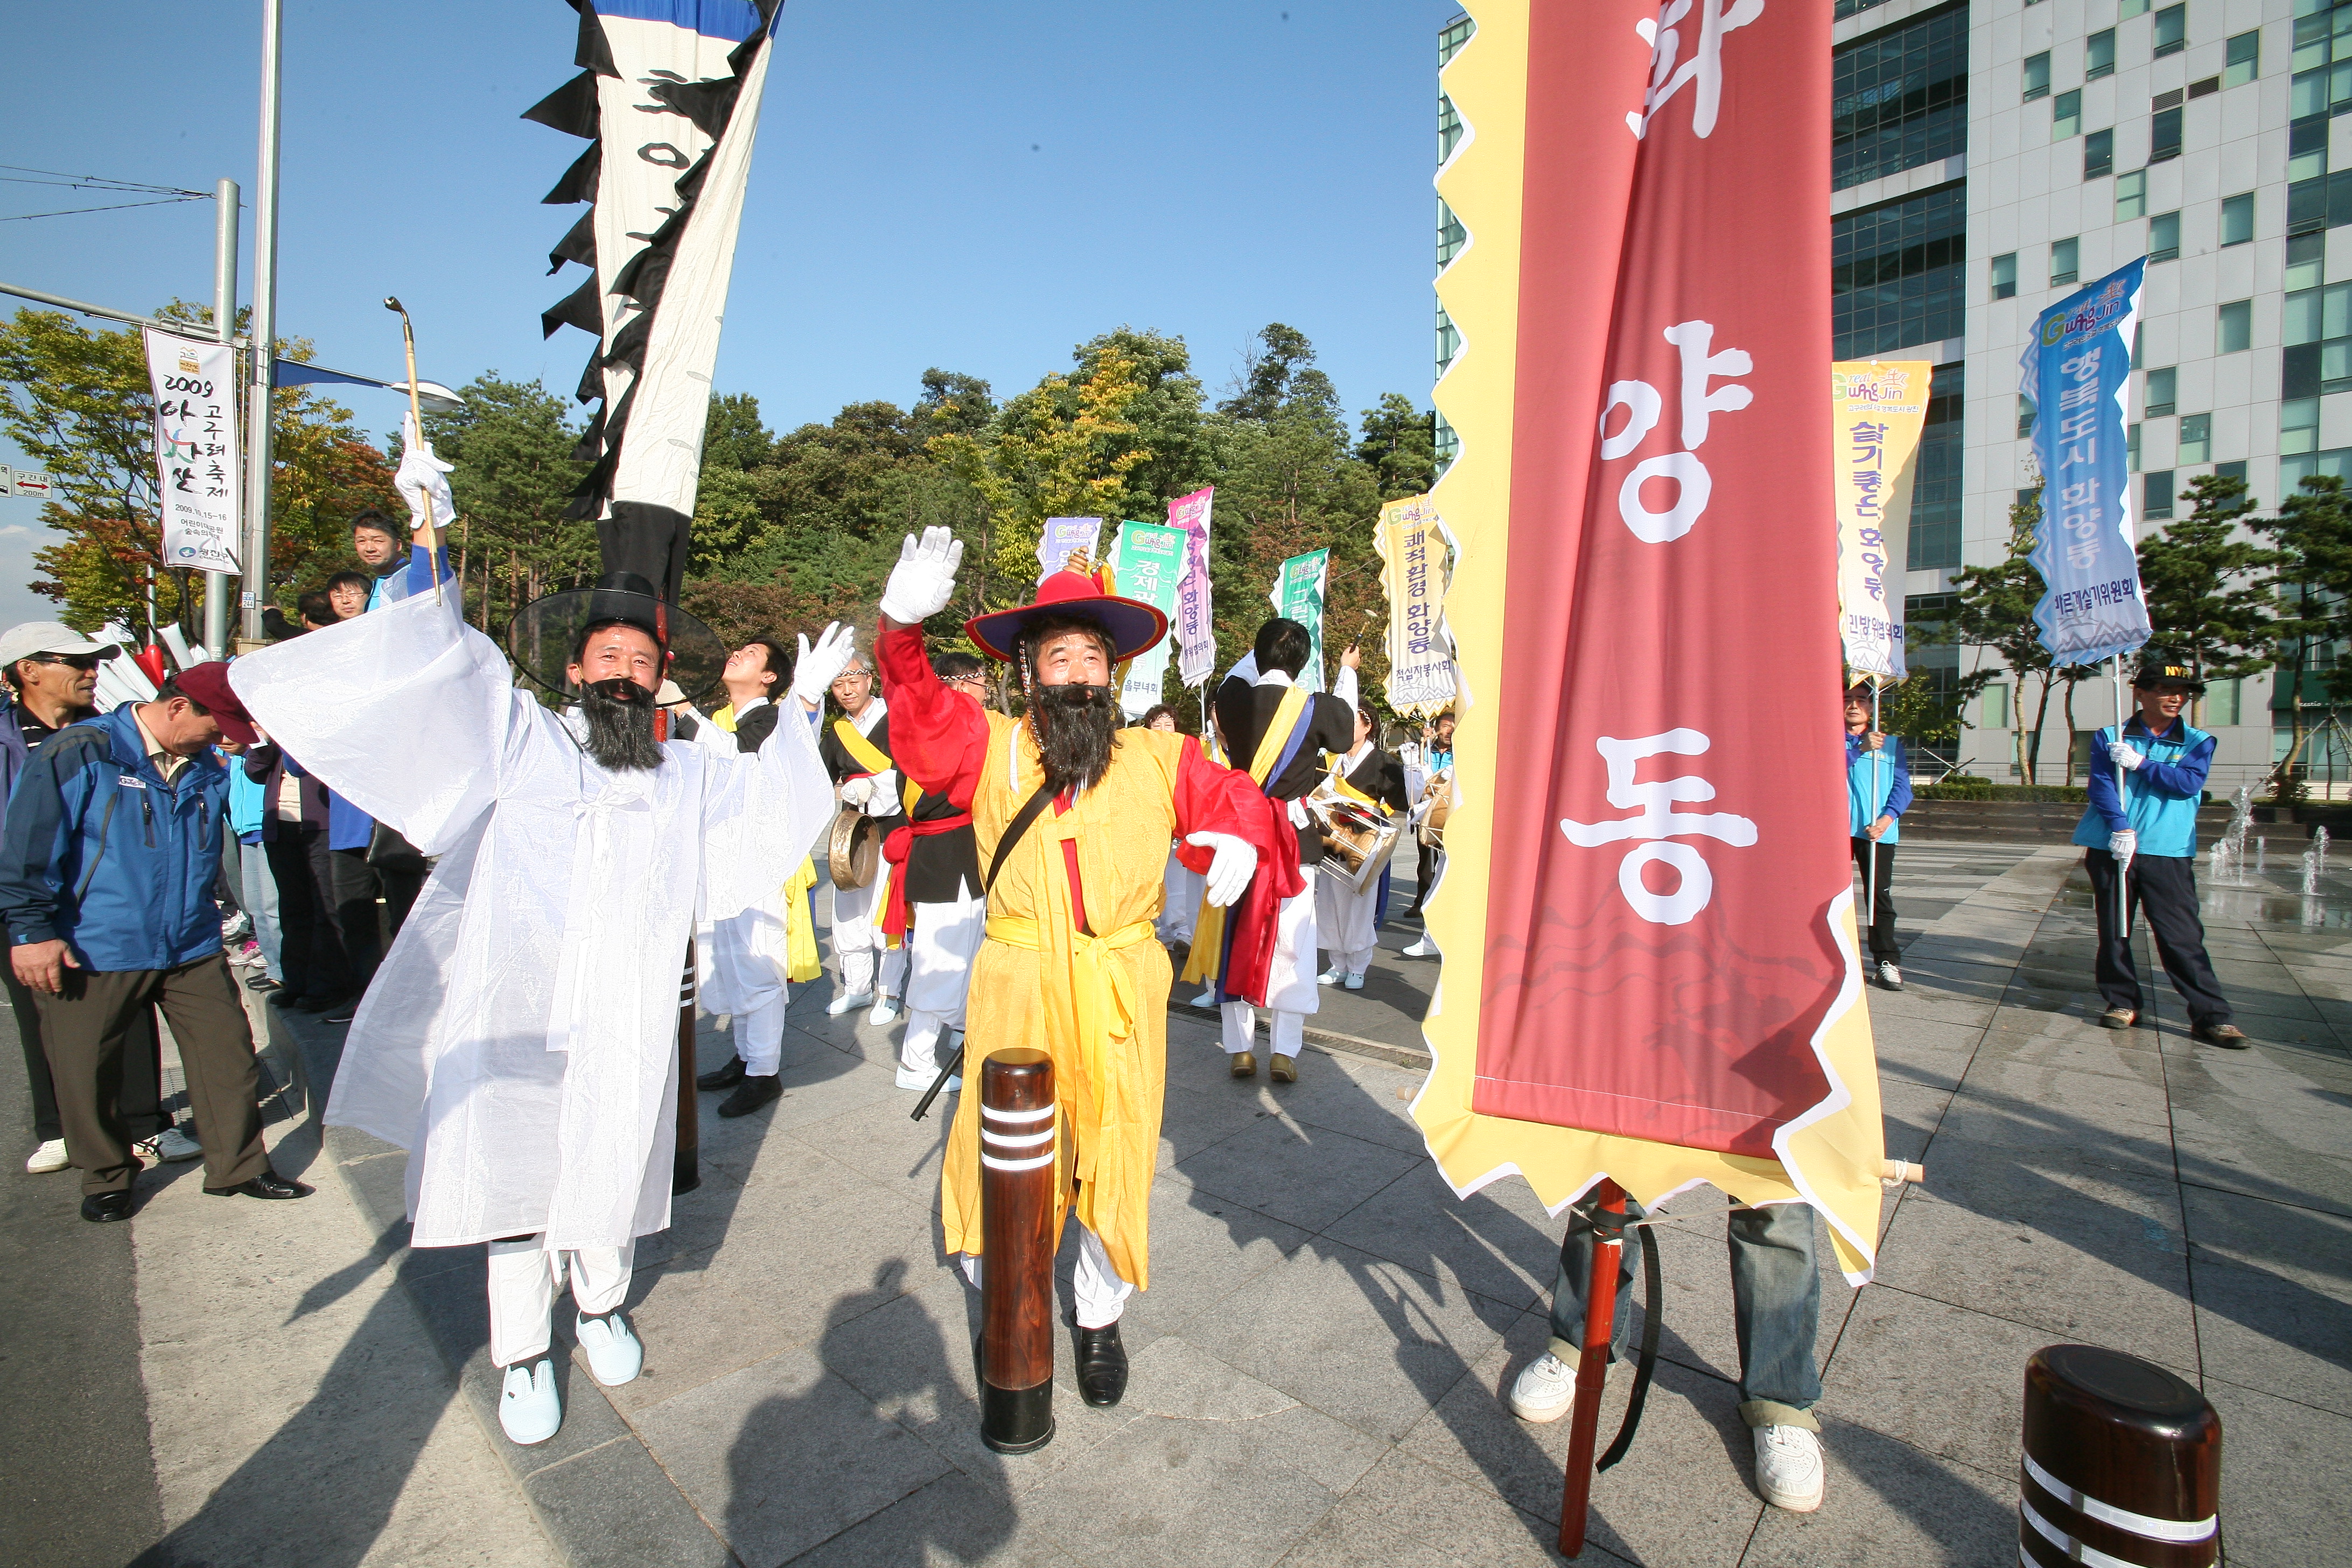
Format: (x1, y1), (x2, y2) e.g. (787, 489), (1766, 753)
(871, 528), (1291, 1406)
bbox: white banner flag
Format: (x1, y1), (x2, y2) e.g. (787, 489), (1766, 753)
(144, 329), (241, 575)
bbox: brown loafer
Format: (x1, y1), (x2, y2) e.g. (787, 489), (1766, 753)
(2193, 1022), (2251, 1049)
(1229, 1052), (1258, 1079)
(2099, 1007), (2138, 1030)
(1269, 1053), (1298, 1084)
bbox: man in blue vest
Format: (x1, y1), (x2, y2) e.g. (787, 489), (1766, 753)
(2073, 650), (2248, 1047)
(1845, 681), (1912, 990)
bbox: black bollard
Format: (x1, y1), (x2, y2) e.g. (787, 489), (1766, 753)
(2020, 1345), (2220, 1568)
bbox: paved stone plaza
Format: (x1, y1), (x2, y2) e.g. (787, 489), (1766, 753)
(5, 839), (2349, 1566)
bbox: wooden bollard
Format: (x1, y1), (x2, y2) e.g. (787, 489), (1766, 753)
(2020, 1345), (2220, 1568)
(979, 1048), (1057, 1454)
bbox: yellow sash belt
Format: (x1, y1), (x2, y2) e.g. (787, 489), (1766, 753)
(984, 915), (1154, 1188)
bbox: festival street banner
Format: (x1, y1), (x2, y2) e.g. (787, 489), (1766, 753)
(1830, 361), (1930, 681)
(1374, 493), (1457, 717)
(1419, 0), (1884, 1279)
(2022, 259), (2151, 667)
(1168, 486), (1217, 687)
(1110, 520), (1186, 717)
(1267, 548), (1331, 694)
(143, 329), (241, 575)
(1037, 516), (1104, 584)
(527, 0), (782, 599)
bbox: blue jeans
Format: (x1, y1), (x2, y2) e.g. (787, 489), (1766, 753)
(1547, 1194), (1822, 1429)
(239, 839), (284, 983)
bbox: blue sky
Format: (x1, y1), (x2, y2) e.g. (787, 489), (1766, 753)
(0, 0), (1461, 629)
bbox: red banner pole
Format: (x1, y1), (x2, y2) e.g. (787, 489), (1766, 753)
(1558, 1178), (1626, 1557)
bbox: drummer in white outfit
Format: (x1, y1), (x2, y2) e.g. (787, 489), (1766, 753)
(1315, 674), (1411, 990)
(818, 653), (910, 1021)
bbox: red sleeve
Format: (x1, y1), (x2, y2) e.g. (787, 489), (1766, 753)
(873, 624), (987, 811)
(1171, 739), (1303, 1009)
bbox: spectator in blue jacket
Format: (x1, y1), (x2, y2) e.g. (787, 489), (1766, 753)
(2072, 651), (2246, 1047)
(242, 737), (378, 1021)
(1845, 682), (1913, 990)
(349, 509), (453, 611)
(0, 663), (311, 1221)
(221, 737), (284, 995)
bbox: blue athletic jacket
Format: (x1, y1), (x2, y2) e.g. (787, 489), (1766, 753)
(2073, 717), (2214, 858)
(1845, 732), (1913, 844)
(0, 705), (229, 972)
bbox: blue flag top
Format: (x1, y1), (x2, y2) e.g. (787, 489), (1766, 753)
(2020, 258), (2152, 668)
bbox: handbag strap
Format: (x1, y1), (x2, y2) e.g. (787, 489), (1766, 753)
(985, 779), (1060, 896)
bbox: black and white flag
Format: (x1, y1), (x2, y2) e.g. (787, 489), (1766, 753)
(528, 0), (781, 601)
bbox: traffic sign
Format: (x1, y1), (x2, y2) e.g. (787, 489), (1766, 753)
(11, 471), (54, 499)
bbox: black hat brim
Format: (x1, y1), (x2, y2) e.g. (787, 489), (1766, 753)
(506, 585), (726, 703)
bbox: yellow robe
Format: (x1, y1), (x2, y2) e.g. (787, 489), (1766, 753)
(939, 715), (1192, 1289)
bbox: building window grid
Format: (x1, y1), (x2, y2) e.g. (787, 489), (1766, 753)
(2221, 191), (2256, 244)
(2151, 211), (2182, 261)
(1907, 365), (1964, 572)
(2284, 279), (2352, 397)
(2153, 3), (2188, 57)
(2147, 470), (2177, 519)
(2085, 127), (2115, 178)
(2024, 51), (2052, 100)
(2088, 28), (2117, 78)
(2151, 106), (2185, 160)
(2146, 366), (2178, 416)
(2117, 169), (2147, 218)
(2179, 411), (2213, 464)
(2052, 236), (2080, 284)
(2225, 29), (2260, 86)
(2054, 89), (2083, 139)
(1831, 5), (1970, 191)
(1991, 251), (2018, 299)
(1832, 184), (1967, 358)
(2219, 299), (2255, 353)
(2284, 398), (2323, 454)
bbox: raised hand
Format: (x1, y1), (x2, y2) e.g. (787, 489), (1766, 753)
(877, 527), (965, 625)
(793, 622), (856, 705)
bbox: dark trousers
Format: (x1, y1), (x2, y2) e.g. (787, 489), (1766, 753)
(34, 955), (266, 1195)
(2084, 850), (2232, 1027)
(377, 866), (425, 940)
(1849, 838), (1898, 961)
(1411, 839), (1441, 912)
(9, 965), (163, 1143)
(267, 826), (379, 1001)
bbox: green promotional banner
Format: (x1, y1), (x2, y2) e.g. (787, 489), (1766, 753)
(1268, 547), (1331, 693)
(1111, 520), (1186, 717)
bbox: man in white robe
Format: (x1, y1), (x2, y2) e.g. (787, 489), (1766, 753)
(229, 581), (852, 1447)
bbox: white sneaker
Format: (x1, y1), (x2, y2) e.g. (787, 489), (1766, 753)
(867, 996), (901, 1026)
(1317, 968), (1343, 986)
(24, 1138), (68, 1174)
(1343, 972), (1366, 991)
(146, 1125), (203, 1163)
(1507, 1352), (1576, 1422)
(1753, 1424), (1825, 1513)
(1874, 960), (1903, 991)
(499, 1359), (562, 1445)
(575, 1312), (642, 1387)
(1401, 939), (1435, 958)
(826, 989), (875, 1017)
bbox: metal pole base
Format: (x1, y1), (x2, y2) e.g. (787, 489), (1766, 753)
(981, 1377), (1056, 1453)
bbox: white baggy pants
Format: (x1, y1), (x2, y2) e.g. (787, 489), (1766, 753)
(1221, 882), (1318, 1055)
(699, 906), (788, 1075)
(1315, 861), (1380, 978)
(487, 1238), (635, 1367)
(832, 868), (907, 1000)
(901, 888), (985, 1075)
(958, 1221), (1133, 1328)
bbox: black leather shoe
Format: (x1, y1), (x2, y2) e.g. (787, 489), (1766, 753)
(717, 1074), (781, 1118)
(696, 1056), (747, 1091)
(1075, 1322), (1128, 1407)
(204, 1170), (314, 1200)
(80, 1191), (134, 1223)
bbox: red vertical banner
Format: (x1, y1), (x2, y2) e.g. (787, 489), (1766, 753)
(1467, 0), (1849, 1159)
(1422, 0), (1882, 1273)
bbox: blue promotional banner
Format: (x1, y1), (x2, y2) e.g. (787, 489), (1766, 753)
(2020, 258), (2151, 667)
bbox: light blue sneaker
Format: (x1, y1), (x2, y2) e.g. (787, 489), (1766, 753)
(499, 1359), (562, 1445)
(576, 1312), (643, 1387)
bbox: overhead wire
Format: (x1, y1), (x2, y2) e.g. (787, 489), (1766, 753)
(0, 164), (214, 222)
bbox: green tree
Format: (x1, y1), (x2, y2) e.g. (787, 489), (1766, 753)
(2135, 472), (2281, 684)
(1354, 393), (1439, 500)
(1944, 493), (2067, 783)
(1217, 323), (1318, 423)
(414, 374), (592, 632)
(2253, 473), (2352, 794)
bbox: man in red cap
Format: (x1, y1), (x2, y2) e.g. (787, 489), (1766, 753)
(0, 662), (307, 1222)
(871, 526), (1291, 1406)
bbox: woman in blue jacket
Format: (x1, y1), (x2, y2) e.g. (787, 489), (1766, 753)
(1845, 681), (1912, 990)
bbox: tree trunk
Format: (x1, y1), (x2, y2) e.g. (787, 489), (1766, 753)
(2025, 670), (2056, 786)
(2062, 676), (2081, 787)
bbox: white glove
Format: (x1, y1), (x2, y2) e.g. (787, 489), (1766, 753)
(393, 411), (455, 533)
(862, 768), (900, 815)
(2111, 740), (2145, 772)
(1189, 831), (1258, 908)
(877, 527), (965, 624)
(2109, 830), (2137, 862)
(839, 775), (875, 807)
(792, 621), (855, 705)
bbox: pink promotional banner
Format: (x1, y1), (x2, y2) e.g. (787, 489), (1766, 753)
(1471, 0), (1851, 1159)
(1168, 486), (1216, 687)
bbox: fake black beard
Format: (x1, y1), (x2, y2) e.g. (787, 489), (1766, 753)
(1033, 681), (1118, 790)
(580, 681), (664, 773)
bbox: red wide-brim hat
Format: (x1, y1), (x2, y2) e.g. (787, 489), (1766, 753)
(965, 568), (1169, 664)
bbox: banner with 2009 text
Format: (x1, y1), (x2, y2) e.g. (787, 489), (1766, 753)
(144, 330), (242, 575)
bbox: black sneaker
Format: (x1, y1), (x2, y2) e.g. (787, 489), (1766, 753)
(717, 1074), (782, 1118)
(696, 1056), (747, 1091)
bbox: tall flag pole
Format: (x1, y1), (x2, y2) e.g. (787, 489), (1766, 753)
(528, 0), (784, 602)
(1424, 4), (1893, 1548)
(2022, 258), (2150, 935)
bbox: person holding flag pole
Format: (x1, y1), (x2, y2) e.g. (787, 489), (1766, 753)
(1843, 678), (1910, 989)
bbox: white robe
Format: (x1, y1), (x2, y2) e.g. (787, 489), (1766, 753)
(229, 593), (833, 1250)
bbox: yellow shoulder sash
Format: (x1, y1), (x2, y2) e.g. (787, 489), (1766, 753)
(834, 717), (921, 813)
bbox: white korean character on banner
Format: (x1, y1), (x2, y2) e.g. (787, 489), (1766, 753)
(1628, 0), (1766, 141)
(1559, 730), (1758, 925)
(1597, 321), (1753, 543)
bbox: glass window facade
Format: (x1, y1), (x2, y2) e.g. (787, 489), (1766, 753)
(2146, 366), (2177, 415)
(2085, 127), (2114, 177)
(2218, 299), (2253, 352)
(2151, 211), (2182, 260)
(2154, 3), (2187, 57)
(2151, 106), (2184, 160)
(2146, 470), (2176, 519)
(2052, 236), (2080, 283)
(1832, 5), (1970, 191)
(1906, 365), (1964, 571)
(2179, 411), (2212, 464)
(2117, 169), (2147, 217)
(2221, 191), (2255, 243)
(2024, 51), (2052, 99)
(1991, 252), (2018, 298)
(2088, 28), (2117, 77)
(2284, 278), (2352, 396)
(2283, 446), (2352, 490)
(1832, 184), (1967, 356)
(2054, 88), (2083, 138)
(2225, 28), (2260, 86)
